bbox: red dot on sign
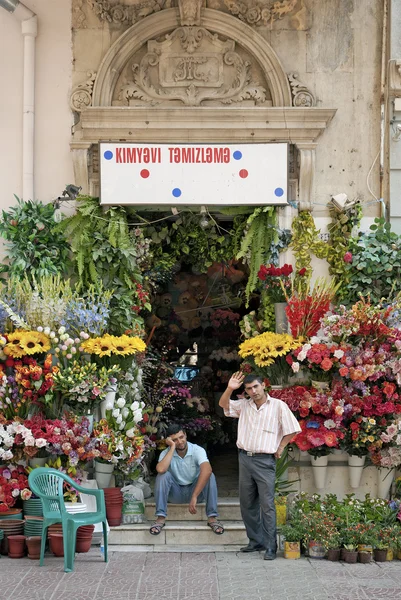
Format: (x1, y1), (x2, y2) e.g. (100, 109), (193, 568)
(239, 169), (248, 179)
(140, 169), (150, 178)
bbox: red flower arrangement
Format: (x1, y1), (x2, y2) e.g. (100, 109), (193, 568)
(0, 465), (31, 511)
(292, 416), (345, 456)
(287, 340), (349, 382)
(257, 263), (293, 302)
(285, 287), (335, 339)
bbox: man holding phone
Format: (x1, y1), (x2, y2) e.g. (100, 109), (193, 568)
(149, 423), (224, 535)
(219, 372), (300, 559)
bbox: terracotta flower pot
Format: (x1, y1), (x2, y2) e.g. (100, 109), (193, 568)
(76, 537), (92, 553)
(49, 533), (64, 557)
(327, 548), (341, 562)
(0, 509), (23, 520)
(7, 534), (26, 558)
(343, 550), (358, 564)
(373, 548), (388, 562)
(26, 536), (42, 560)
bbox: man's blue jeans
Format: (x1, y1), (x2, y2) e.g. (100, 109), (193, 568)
(154, 471), (219, 518)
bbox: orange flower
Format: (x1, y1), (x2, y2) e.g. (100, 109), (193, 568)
(339, 366), (349, 377)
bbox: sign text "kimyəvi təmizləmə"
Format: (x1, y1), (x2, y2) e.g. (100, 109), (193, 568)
(115, 147), (231, 164)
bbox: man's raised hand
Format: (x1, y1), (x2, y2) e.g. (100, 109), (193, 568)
(228, 371), (245, 391)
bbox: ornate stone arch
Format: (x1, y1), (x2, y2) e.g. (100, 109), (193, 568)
(92, 8), (292, 108)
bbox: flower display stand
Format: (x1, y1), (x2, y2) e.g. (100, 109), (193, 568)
(95, 461), (114, 489)
(347, 455), (366, 489)
(274, 302), (288, 334)
(310, 455), (328, 489)
(377, 468), (394, 498)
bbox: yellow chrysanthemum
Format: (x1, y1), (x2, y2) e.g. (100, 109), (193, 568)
(238, 332), (300, 368)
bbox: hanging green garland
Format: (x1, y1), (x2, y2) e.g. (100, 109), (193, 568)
(236, 207), (277, 306)
(290, 212), (328, 290)
(326, 203), (362, 301)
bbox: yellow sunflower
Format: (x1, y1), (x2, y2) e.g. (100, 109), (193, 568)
(111, 335), (146, 356)
(19, 331), (51, 355)
(81, 335), (114, 357)
(4, 330), (27, 358)
(34, 332), (51, 353)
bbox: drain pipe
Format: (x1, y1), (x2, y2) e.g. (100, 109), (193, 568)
(0, 0), (37, 201)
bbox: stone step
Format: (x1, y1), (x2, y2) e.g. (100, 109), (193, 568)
(109, 520), (248, 546)
(144, 498), (242, 521)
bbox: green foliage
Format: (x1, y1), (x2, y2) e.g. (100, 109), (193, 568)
(260, 290), (275, 331)
(144, 212), (235, 272)
(58, 196), (143, 334)
(290, 212), (327, 291)
(343, 218), (401, 305)
(236, 207), (277, 306)
(0, 196), (70, 281)
(280, 522), (304, 542)
(275, 446), (300, 496)
(326, 203), (362, 301)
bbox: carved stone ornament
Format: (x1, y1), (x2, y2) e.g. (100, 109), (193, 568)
(178, 0), (204, 26)
(87, 0), (172, 25)
(72, 0), (87, 28)
(288, 72), (315, 107)
(223, 0), (298, 27)
(70, 71), (97, 112)
(119, 26), (267, 106)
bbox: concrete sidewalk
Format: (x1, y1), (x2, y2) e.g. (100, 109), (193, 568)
(1, 549), (401, 600)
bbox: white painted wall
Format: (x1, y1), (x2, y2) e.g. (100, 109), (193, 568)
(0, 0), (73, 208)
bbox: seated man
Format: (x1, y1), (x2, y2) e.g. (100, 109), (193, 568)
(149, 424), (224, 535)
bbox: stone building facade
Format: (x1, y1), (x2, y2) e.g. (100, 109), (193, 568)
(0, 0), (394, 226)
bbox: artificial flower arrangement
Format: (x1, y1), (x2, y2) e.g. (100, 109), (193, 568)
(210, 308), (240, 330)
(0, 465), (31, 511)
(209, 347), (240, 363)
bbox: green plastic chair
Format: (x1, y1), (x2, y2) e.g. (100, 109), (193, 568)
(28, 467), (108, 573)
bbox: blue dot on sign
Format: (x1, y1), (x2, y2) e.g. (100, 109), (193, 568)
(274, 187), (284, 197)
(233, 151), (242, 160)
(104, 151), (113, 160)
(172, 188), (182, 198)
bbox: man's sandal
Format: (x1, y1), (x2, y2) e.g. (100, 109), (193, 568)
(149, 522), (165, 535)
(207, 521), (224, 535)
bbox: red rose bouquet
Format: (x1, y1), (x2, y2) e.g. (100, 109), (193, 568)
(257, 263), (293, 303)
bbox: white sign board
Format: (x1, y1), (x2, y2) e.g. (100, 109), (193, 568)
(99, 143), (288, 206)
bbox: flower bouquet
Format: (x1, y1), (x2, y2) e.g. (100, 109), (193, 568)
(257, 263), (293, 303)
(238, 332), (300, 368)
(0, 465), (31, 511)
(52, 361), (120, 415)
(80, 333), (146, 372)
(93, 419), (144, 476)
(292, 416), (344, 457)
(287, 339), (347, 383)
(283, 278), (337, 339)
(342, 416), (387, 459)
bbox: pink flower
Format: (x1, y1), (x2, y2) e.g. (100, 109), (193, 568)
(344, 252), (353, 263)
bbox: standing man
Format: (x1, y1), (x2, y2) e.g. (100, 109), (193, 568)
(219, 372), (300, 560)
(149, 424), (224, 536)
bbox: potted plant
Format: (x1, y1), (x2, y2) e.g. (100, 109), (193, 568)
(281, 521), (304, 559)
(341, 525), (359, 563)
(354, 523), (375, 563)
(372, 526), (390, 562)
(325, 527), (342, 562)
